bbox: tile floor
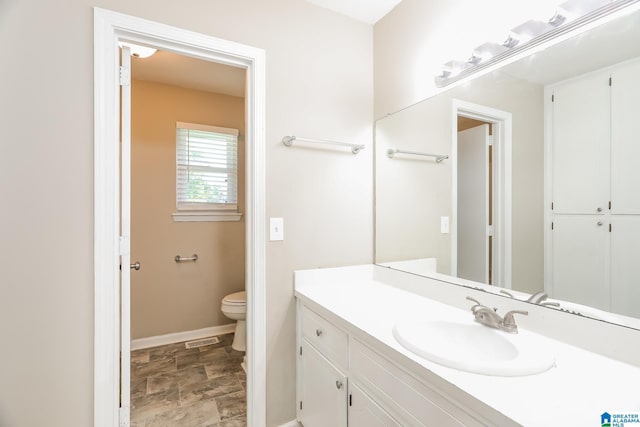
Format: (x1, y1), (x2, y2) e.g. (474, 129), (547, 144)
(130, 333), (246, 427)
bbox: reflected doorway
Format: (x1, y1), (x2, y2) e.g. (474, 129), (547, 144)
(451, 100), (512, 289)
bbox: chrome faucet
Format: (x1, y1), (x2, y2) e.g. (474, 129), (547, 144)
(466, 296), (528, 333)
(526, 291), (549, 304)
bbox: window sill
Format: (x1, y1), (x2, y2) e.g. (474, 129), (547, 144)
(172, 211), (243, 222)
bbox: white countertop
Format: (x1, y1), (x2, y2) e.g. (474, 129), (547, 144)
(295, 265), (640, 427)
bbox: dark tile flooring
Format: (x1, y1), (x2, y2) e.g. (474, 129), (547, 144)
(130, 333), (246, 427)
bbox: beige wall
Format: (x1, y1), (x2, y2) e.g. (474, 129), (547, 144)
(375, 70), (545, 294)
(131, 80), (245, 339)
(0, 1), (372, 426)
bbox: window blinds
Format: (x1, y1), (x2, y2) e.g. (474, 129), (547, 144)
(176, 122), (239, 210)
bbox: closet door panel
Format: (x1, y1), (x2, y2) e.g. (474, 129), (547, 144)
(551, 216), (609, 310)
(552, 73), (610, 214)
(611, 216), (640, 318)
(611, 60), (640, 214)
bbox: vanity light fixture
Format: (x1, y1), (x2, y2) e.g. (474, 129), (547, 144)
(118, 41), (157, 59)
(435, 0), (637, 87)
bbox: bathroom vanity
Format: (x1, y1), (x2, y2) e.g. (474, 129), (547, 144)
(294, 265), (640, 427)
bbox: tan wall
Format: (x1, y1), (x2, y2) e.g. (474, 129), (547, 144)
(0, 1), (372, 426)
(130, 80), (245, 339)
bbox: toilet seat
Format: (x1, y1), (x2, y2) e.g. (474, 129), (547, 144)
(222, 291), (246, 306)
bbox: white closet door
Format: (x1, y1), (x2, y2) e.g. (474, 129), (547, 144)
(611, 217), (640, 318)
(551, 216), (609, 310)
(457, 124), (490, 284)
(611, 60), (640, 214)
(552, 72), (610, 214)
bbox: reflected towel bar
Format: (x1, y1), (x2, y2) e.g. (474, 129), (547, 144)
(175, 254), (198, 262)
(282, 135), (365, 154)
(387, 148), (449, 162)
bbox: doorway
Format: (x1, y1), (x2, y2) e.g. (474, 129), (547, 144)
(94, 8), (266, 427)
(457, 119), (492, 284)
(451, 100), (512, 289)
(127, 47), (248, 424)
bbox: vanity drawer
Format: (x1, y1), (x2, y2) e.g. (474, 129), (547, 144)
(301, 305), (348, 368)
(351, 339), (483, 427)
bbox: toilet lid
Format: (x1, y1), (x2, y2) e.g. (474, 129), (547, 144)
(223, 291), (246, 305)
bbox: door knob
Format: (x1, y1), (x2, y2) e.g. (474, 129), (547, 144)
(335, 380), (343, 389)
(130, 261), (141, 270)
(597, 221), (603, 226)
(597, 207), (603, 212)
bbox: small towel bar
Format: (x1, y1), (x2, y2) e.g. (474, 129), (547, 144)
(175, 254), (198, 262)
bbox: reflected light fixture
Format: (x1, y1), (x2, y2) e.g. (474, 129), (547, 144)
(435, 0), (636, 87)
(119, 41), (157, 59)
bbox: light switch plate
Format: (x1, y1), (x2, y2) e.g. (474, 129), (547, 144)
(440, 216), (450, 234)
(270, 217), (284, 241)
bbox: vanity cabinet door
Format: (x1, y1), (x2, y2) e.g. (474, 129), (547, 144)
(349, 383), (401, 427)
(299, 339), (348, 427)
(551, 215), (609, 310)
(551, 71), (610, 214)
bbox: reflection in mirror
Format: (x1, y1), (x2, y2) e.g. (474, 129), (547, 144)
(375, 5), (640, 329)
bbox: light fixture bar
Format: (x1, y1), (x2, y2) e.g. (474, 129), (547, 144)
(435, 0), (640, 88)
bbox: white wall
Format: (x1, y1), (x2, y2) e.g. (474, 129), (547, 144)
(0, 1), (372, 426)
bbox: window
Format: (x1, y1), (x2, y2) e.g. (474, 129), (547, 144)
(173, 121), (241, 222)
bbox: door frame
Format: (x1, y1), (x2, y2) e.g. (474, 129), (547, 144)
(451, 99), (512, 288)
(93, 8), (266, 427)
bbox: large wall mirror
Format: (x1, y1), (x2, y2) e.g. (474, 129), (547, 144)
(375, 4), (640, 330)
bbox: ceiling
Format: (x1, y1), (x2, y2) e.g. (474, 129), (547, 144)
(131, 50), (246, 97)
(303, 0), (402, 24)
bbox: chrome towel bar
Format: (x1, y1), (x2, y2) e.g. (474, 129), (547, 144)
(282, 135), (365, 154)
(175, 254), (198, 262)
(387, 148), (449, 163)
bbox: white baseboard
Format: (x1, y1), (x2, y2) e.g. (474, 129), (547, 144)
(131, 323), (236, 351)
(278, 421), (301, 427)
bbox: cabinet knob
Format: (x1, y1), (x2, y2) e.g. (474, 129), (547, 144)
(597, 221), (603, 226)
(597, 207), (603, 212)
(335, 380), (343, 389)
(315, 329), (323, 337)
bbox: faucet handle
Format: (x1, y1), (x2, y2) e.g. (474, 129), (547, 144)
(502, 310), (528, 333)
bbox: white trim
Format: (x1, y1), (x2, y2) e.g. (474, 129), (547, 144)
(94, 8), (266, 427)
(278, 421), (302, 427)
(451, 99), (512, 289)
(131, 324), (237, 351)
(172, 212), (243, 222)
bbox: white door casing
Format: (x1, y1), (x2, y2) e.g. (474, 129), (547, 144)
(457, 124), (490, 284)
(94, 8), (266, 427)
(120, 44), (132, 422)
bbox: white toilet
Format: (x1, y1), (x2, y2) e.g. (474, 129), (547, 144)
(221, 290), (246, 352)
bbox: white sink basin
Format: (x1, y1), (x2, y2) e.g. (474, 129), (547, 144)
(393, 320), (555, 376)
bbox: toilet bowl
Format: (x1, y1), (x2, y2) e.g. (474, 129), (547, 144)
(221, 291), (246, 353)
